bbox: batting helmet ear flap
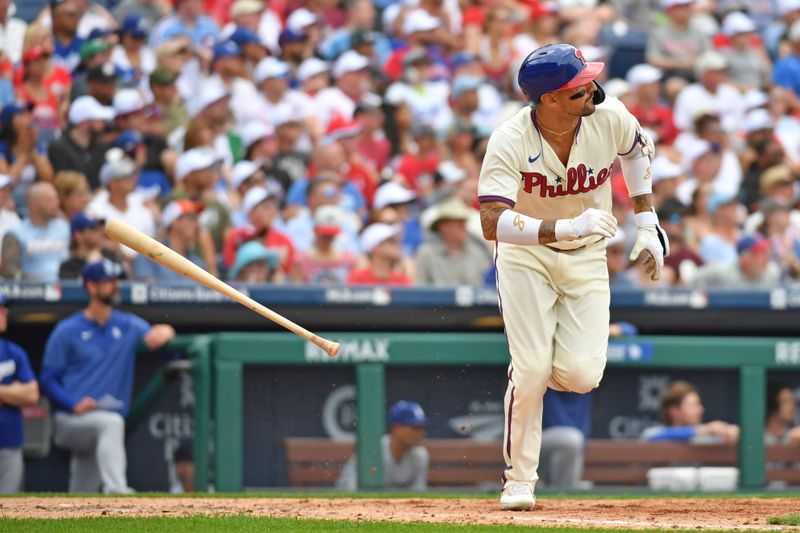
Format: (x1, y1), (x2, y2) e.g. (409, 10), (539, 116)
(592, 80), (605, 105)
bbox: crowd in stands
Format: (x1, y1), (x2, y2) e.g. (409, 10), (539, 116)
(0, 0), (799, 288)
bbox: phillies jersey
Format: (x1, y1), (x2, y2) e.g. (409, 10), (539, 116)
(478, 97), (641, 250)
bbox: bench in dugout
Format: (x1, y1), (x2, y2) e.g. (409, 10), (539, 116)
(283, 437), (800, 487)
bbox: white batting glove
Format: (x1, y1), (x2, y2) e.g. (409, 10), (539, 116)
(629, 210), (670, 281)
(556, 208), (617, 241)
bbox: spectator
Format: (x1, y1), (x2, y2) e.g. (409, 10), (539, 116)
(693, 233), (782, 288)
(672, 51), (744, 133)
(148, 67), (188, 136)
(758, 199), (800, 279)
(228, 26), (268, 75)
(641, 380), (739, 443)
(53, 170), (91, 220)
(372, 181), (423, 257)
(385, 49), (449, 133)
(354, 96), (391, 175)
(739, 131), (787, 211)
(59, 212), (125, 280)
(133, 199), (205, 283)
(646, 0), (709, 80)
(326, 115), (379, 205)
(15, 44), (72, 141)
(51, 0), (86, 72)
(0, 293), (39, 494)
(228, 240), (281, 283)
(113, 0), (170, 31)
(719, 12), (771, 92)
(698, 199), (740, 265)
(606, 228), (635, 288)
(186, 80), (239, 167)
(0, 0), (27, 63)
(111, 15), (155, 90)
(626, 64), (678, 146)
(395, 123), (441, 194)
(291, 205), (359, 285)
(415, 198), (490, 286)
(282, 177), (360, 253)
(168, 439), (194, 493)
(650, 156), (683, 210)
(1, 181), (69, 281)
(41, 259), (175, 493)
(70, 42), (114, 102)
(150, 0), (220, 49)
(229, 159), (268, 226)
(48, 95), (113, 189)
(336, 400), (429, 491)
(297, 57), (330, 98)
(223, 186), (294, 273)
(765, 382), (800, 445)
(675, 139), (724, 207)
(0, 102), (54, 205)
(0, 175), (20, 262)
(348, 222), (412, 285)
(209, 40), (260, 129)
(773, 20), (800, 99)
(88, 149), (156, 260)
(314, 50), (371, 127)
(659, 198), (704, 285)
(540, 387), (592, 489)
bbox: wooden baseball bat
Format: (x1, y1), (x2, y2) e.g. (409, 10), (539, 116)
(105, 218), (340, 357)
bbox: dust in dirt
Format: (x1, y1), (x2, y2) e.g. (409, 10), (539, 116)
(1, 497), (798, 530)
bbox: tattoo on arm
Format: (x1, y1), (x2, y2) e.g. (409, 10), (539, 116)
(631, 193), (653, 214)
(538, 221), (557, 245)
(479, 202), (508, 241)
(1, 234), (21, 279)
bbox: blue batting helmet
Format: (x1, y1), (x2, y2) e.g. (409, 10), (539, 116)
(517, 44), (605, 104)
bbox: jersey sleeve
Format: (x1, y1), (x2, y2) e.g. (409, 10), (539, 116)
(478, 128), (520, 208)
(611, 98), (643, 157)
(128, 313), (152, 342)
(10, 343), (35, 383)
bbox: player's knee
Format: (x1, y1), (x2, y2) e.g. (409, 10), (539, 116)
(95, 411), (125, 431)
(551, 357), (606, 394)
(560, 427), (585, 455)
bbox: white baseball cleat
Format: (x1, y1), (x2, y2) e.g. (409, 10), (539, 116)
(500, 481), (536, 511)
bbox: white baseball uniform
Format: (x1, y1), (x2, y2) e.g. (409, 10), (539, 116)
(478, 97), (641, 488)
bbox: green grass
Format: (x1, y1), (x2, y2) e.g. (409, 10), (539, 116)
(0, 516), (778, 533)
(768, 513), (800, 526)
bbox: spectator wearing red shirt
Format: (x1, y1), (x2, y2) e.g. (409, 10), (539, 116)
(223, 186), (295, 273)
(626, 64), (678, 146)
(15, 46), (71, 139)
(395, 123), (440, 194)
(383, 9), (443, 82)
(327, 115), (378, 206)
(348, 222), (412, 285)
(354, 96), (391, 174)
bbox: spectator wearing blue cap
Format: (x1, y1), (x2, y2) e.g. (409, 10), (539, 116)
(0, 293), (39, 493)
(113, 0), (169, 31)
(41, 259), (175, 493)
(59, 212), (125, 280)
(229, 26), (268, 72)
(1, 181), (69, 281)
(449, 51), (503, 133)
(111, 14), (156, 90)
(228, 240), (281, 282)
(336, 400), (429, 491)
(693, 233), (781, 289)
(0, 101), (54, 206)
(209, 40), (261, 129)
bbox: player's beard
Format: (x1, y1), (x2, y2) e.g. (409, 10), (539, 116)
(581, 100), (597, 116)
(97, 286), (120, 306)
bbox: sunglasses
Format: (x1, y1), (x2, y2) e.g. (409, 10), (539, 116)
(569, 88), (587, 100)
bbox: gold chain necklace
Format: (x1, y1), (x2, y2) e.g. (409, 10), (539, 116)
(537, 121), (575, 138)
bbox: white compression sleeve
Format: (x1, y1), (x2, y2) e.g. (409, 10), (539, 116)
(496, 209), (542, 245)
(620, 155), (652, 197)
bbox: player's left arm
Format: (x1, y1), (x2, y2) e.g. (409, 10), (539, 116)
(617, 112), (670, 281)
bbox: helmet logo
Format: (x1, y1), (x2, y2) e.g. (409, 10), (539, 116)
(574, 49), (587, 65)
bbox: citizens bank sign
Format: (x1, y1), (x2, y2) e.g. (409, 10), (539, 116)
(305, 338), (391, 363)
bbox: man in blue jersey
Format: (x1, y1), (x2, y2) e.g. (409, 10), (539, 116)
(0, 294), (39, 493)
(41, 260), (175, 493)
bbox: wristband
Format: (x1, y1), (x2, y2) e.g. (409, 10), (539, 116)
(496, 210), (542, 245)
(554, 219), (575, 241)
(634, 210), (658, 227)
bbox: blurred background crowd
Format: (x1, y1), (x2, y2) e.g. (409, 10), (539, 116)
(0, 0), (799, 288)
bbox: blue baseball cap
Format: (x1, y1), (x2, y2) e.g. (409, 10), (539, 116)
(88, 27), (114, 41)
(115, 129), (144, 154)
(229, 26), (262, 47)
(279, 28), (307, 46)
(81, 259), (124, 284)
(120, 14), (148, 38)
(70, 212), (103, 234)
(388, 401), (427, 427)
(0, 102), (33, 126)
(229, 241), (281, 279)
(213, 40), (241, 62)
(737, 233), (770, 254)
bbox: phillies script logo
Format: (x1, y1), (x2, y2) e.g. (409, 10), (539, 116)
(521, 163), (612, 198)
(575, 48), (587, 65)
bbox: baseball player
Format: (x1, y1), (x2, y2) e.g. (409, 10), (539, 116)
(478, 44), (669, 510)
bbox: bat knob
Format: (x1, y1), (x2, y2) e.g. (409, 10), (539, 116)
(327, 342), (340, 358)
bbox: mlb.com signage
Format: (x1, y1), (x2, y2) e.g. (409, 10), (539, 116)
(305, 338), (391, 363)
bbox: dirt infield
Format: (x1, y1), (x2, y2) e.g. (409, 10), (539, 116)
(1, 496), (798, 529)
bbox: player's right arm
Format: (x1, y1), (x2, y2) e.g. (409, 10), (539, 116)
(480, 202), (557, 244)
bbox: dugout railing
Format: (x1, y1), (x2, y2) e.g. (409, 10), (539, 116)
(174, 332), (800, 492)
